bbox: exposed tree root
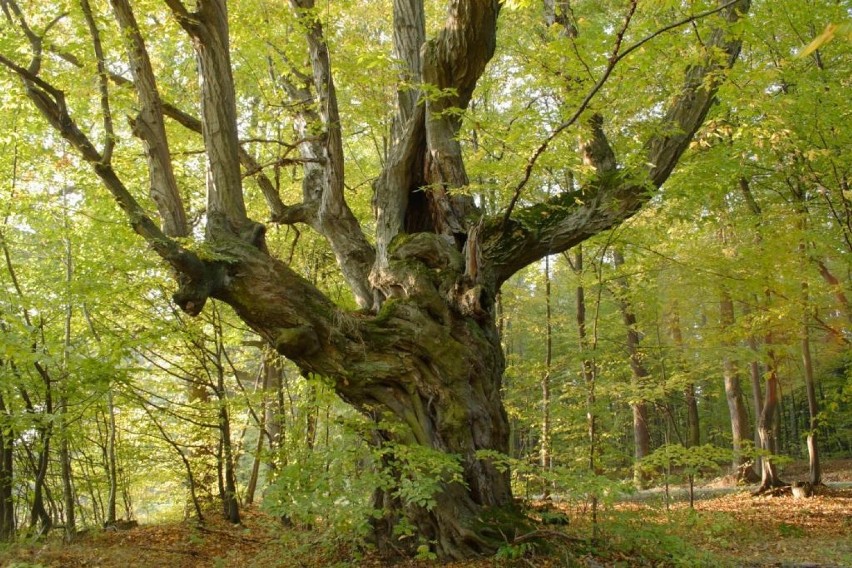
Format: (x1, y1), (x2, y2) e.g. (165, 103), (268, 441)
(752, 483), (790, 497)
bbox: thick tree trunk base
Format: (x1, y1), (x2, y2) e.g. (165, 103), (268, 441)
(369, 486), (531, 560)
(752, 477), (788, 496)
(735, 463), (760, 484)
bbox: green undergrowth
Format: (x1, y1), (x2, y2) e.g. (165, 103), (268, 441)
(563, 510), (725, 567)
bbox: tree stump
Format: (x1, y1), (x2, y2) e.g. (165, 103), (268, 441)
(791, 481), (813, 499)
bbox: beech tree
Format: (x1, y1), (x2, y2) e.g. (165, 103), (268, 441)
(0, 0), (751, 558)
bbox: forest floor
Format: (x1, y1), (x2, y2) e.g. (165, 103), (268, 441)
(1, 460), (850, 568)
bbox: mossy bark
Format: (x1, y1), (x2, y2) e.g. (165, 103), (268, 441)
(198, 231), (519, 558)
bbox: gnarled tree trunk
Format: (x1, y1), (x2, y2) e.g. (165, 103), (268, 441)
(0, 0), (751, 559)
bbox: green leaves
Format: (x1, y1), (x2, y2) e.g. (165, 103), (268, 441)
(641, 444), (733, 479)
(376, 442), (465, 511)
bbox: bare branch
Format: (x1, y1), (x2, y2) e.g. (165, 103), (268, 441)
(44, 42), (297, 226)
(80, 0), (115, 163)
(0, 32), (207, 306)
(283, 0), (376, 308)
(501, 0), (636, 226)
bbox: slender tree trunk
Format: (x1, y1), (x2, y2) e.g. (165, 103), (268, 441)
(245, 358), (271, 506)
(719, 291), (756, 481)
(612, 249), (651, 487)
(571, 246), (599, 531)
(540, 255), (553, 493)
(739, 181), (776, 484)
(785, 386), (796, 456)
(22, 369), (54, 536)
(58, 400), (75, 538)
(684, 386), (700, 449)
(266, 359), (285, 469)
(743, 299), (765, 477)
(814, 259), (852, 326)
(209, 315), (240, 524)
(669, 308), (700, 450)
(801, 281), (821, 485)
(218, 402), (240, 524)
(304, 379), (318, 452)
(244, 420), (264, 506)
(106, 390), (118, 524)
(83, 304), (119, 524)
(756, 349), (785, 492)
(57, 206), (76, 538)
(667, 305), (701, 493)
(0, 394), (14, 541)
(29, 428), (52, 535)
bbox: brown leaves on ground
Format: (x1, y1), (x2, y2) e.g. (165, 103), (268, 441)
(2, 461), (851, 567)
(658, 486), (852, 567)
(0, 508), (288, 568)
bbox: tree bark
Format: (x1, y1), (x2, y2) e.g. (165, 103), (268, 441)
(719, 290), (756, 481)
(668, 305), (700, 450)
(218, 402), (240, 524)
(106, 390), (118, 524)
(28, 396), (53, 535)
(756, 348), (785, 492)
(391, 0), (425, 145)
(0, 394), (14, 541)
(574, 246), (599, 529)
(540, 256), (553, 488)
(209, 311), (241, 524)
(612, 249), (651, 487)
(110, 0), (189, 238)
(60, 222), (76, 538)
(244, 359), (269, 506)
(801, 282), (821, 486)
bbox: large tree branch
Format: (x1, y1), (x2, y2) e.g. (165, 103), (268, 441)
(502, 0), (740, 225)
(367, 0), (426, 282)
(391, 0), (425, 146)
(283, 0), (376, 308)
(485, 0), (751, 286)
(43, 41), (295, 226)
(647, 0), (749, 185)
(166, 0), (249, 235)
(0, 5), (220, 313)
(110, 0), (189, 238)
(372, 0), (502, 284)
(420, 0), (502, 218)
(80, 0), (115, 164)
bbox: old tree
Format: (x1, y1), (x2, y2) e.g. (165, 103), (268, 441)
(1, 0), (750, 559)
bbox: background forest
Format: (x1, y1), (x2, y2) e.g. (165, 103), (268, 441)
(0, 0), (849, 564)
